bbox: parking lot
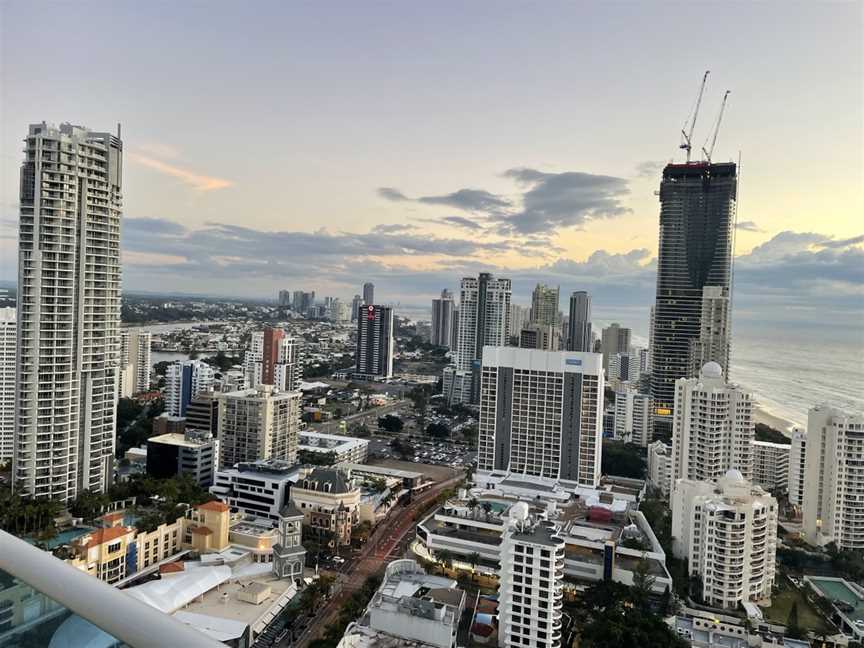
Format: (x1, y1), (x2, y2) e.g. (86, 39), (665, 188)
(370, 457), (466, 483)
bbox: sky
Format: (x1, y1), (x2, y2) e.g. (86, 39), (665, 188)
(1, 1), (862, 339)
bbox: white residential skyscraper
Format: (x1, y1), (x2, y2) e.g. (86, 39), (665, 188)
(476, 347), (604, 489)
(0, 308), (15, 461)
(119, 330), (152, 398)
(217, 385), (301, 469)
(245, 327), (302, 391)
(443, 273), (511, 404)
(15, 123), (123, 501)
(670, 362), (754, 497)
(752, 440), (790, 493)
(803, 405), (864, 550)
(431, 289), (456, 348)
(529, 283), (560, 326)
(498, 503), (565, 648)
(671, 471), (777, 610)
(613, 385), (651, 447)
(165, 360), (216, 417)
(787, 427), (806, 507)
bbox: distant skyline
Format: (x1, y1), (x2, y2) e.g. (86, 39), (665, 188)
(1, 1), (861, 336)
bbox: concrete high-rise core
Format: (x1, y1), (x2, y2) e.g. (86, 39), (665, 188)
(650, 162), (736, 434)
(566, 291), (591, 353)
(362, 282), (374, 305)
(431, 289), (456, 348)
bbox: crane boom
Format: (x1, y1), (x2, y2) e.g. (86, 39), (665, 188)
(702, 90), (731, 163)
(680, 70), (710, 163)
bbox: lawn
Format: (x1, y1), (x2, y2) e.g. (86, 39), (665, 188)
(762, 584), (831, 635)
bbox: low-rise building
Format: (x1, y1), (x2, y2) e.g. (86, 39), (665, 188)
(210, 459), (299, 524)
(415, 487), (672, 595)
(147, 429), (220, 487)
(290, 467), (361, 546)
(671, 608), (812, 648)
(339, 559), (465, 648)
(752, 440), (790, 494)
(298, 431), (369, 465)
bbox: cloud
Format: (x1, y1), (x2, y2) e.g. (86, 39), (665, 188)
(371, 223), (417, 234)
(440, 215), (484, 231)
(498, 168), (631, 234)
(129, 153), (233, 191)
(818, 234), (864, 249)
(634, 161), (665, 178)
(377, 187), (409, 201)
(735, 220), (763, 232)
(381, 166), (631, 235)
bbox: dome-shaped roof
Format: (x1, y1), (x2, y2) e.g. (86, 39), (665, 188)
(724, 468), (744, 482)
(701, 361), (723, 379)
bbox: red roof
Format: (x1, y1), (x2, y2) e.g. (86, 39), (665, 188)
(81, 526), (132, 550)
(159, 562), (185, 574)
(472, 623), (495, 637)
(197, 500), (229, 513)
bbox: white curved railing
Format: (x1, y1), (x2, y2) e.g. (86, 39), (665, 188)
(0, 530), (223, 648)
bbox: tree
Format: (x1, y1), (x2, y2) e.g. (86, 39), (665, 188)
(786, 600), (803, 639)
(437, 549), (454, 571)
(481, 501), (492, 522)
(631, 558), (656, 610)
(426, 422), (450, 438)
(601, 440), (646, 479)
(378, 414), (404, 433)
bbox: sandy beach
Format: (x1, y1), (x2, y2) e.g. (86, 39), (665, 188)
(754, 405), (798, 437)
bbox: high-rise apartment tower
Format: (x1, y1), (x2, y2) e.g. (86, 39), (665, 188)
(15, 123), (123, 501)
(566, 291), (591, 352)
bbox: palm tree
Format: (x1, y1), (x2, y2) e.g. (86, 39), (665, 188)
(468, 552), (482, 581)
(467, 497), (478, 519)
(437, 549), (454, 572)
(481, 501), (492, 522)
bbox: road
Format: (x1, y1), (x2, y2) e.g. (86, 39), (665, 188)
(285, 471), (465, 647)
(308, 399), (409, 435)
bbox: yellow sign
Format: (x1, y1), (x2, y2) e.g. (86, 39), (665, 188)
(655, 408), (672, 416)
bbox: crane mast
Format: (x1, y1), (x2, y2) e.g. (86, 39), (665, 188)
(680, 70), (710, 163)
(702, 90), (731, 164)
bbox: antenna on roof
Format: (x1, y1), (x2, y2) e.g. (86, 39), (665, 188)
(679, 70), (710, 163)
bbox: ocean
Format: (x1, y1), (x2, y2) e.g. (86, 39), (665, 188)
(396, 304), (864, 428)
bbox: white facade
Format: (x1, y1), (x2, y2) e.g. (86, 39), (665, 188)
(0, 308), (15, 461)
(244, 329), (301, 392)
(498, 504), (564, 648)
(671, 471), (777, 609)
(647, 441), (672, 496)
(752, 440), (790, 493)
(803, 405), (864, 550)
(298, 431), (368, 465)
(119, 330), (152, 398)
(670, 362), (754, 499)
(445, 273), (511, 404)
(476, 348), (604, 489)
(165, 360), (216, 417)
(608, 351), (641, 386)
(613, 385), (651, 447)
(688, 285), (731, 378)
(787, 427), (806, 507)
(217, 385), (300, 469)
(211, 459), (298, 523)
(15, 123), (123, 501)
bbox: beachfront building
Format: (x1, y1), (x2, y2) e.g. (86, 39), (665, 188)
(475, 347), (604, 490)
(670, 362), (754, 498)
(0, 308), (14, 461)
(788, 427), (807, 507)
(671, 470), (777, 609)
(498, 503), (565, 648)
(803, 405), (864, 550)
(752, 440), (790, 494)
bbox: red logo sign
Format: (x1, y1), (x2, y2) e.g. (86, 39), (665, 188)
(367, 305), (375, 321)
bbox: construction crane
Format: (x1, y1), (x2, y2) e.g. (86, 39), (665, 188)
(679, 70), (710, 163)
(702, 90), (731, 164)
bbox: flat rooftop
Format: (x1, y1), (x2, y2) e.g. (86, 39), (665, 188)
(182, 569), (295, 628)
(343, 463), (423, 480)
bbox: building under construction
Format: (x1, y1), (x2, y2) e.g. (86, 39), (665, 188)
(650, 72), (737, 438)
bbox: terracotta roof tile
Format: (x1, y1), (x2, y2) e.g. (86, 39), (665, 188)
(81, 526), (132, 550)
(159, 562), (186, 574)
(191, 526), (213, 535)
(196, 500), (229, 513)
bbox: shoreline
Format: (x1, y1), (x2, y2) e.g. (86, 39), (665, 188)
(754, 405), (798, 437)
